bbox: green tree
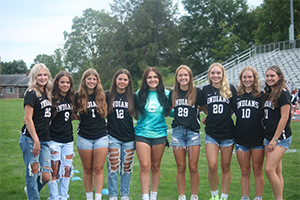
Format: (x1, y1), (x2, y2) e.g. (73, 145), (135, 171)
(127, 0), (180, 74)
(253, 0), (300, 44)
(211, 23), (249, 62)
(63, 9), (113, 72)
(180, 0), (250, 74)
(63, 8), (118, 89)
(32, 54), (57, 77)
(1, 60), (28, 74)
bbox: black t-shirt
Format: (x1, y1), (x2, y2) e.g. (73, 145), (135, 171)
(169, 87), (205, 132)
(263, 89), (292, 140)
(50, 96), (73, 143)
(75, 92), (107, 139)
(106, 91), (137, 142)
(233, 91), (264, 147)
(201, 84), (236, 140)
(21, 89), (51, 141)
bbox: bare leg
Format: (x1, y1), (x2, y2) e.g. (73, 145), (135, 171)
(136, 142), (151, 195)
(220, 145), (233, 194)
(205, 143), (220, 191)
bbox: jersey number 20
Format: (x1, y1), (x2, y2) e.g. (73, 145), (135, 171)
(213, 104), (223, 114)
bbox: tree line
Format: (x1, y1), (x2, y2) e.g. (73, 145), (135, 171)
(1, 0), (299, 90)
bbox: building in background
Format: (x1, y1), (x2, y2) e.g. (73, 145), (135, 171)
(0, 73), (29, 99)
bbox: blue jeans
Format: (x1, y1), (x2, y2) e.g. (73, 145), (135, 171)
(107, 135), (134, 197)
(48, 141), (74, 200)
(19, 134), (51, 200)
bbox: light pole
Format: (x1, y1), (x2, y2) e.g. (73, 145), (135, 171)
(289, 0), (295, 49)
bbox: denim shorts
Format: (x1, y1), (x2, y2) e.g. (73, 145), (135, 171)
(204, 133), (234, 147)
(171, 126), (201, 147)
(135, 135), (169, 148)
(77, 135), (108, 150)
(264, 136), (292, 150)
(108, 135), (135, 150)
(235, 143), (264, 152)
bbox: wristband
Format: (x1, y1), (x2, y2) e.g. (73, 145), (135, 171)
(272, 137), (279, 142)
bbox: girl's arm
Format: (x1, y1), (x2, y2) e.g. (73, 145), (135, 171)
(200, 105), (208, 125)
(23, 104), (40, 157)
(268, 103), (290, 152)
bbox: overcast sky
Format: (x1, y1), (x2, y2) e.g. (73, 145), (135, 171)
(0, 0), (263, 68)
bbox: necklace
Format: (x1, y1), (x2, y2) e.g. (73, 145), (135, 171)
(211, 85), (220, 95)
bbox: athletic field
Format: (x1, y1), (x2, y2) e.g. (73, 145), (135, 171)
(0, 99), (299, 200)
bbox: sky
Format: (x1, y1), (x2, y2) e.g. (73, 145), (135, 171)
(0, 0), (263, 68)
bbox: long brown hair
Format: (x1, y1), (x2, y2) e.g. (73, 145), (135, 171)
(76, 68), (107, 118)
(237, 66), (261, 98)
(263, 65), (287, 108)
(51, 71), (75, 119)
(108, 69), (135, 116)
(172, 65), (196, 107)
(137, 67), (171, 116)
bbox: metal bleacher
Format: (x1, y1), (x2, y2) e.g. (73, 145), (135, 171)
(194, 39), (300, 89)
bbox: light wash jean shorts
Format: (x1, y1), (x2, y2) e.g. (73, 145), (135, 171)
(235, 143), (264, 152)
(171, 126), (201, 147)
(264, 136), (292, 150)
(204, 133), (234, 148)
(77, 135), (108, 150)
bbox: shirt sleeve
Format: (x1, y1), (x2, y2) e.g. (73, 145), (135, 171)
(279, 89), (291, 107)
(24, 90), (36, 108)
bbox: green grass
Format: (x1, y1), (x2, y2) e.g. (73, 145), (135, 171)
(0, 99), (299, 200)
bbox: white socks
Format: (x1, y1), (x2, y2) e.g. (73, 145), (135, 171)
(221, 193), (228, 200)
(142, 191), (157, 200)
(86, 192), (102, 200)
(86, 192), (93, 200)
(142, 194), (149, 200)
(95, 193), (102, 200)
(150, 191), (157, 200)
(211, 190), (218, 197)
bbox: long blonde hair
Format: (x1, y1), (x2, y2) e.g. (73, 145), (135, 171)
(172, 65), (196, 107)
(237, 66), (261, 98)
(208, 63), (232, 99)
(25, 63), (52, 101)
(76, 68), (107, 118)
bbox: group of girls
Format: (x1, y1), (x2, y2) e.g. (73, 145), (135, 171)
(201, 64), (292, 200)
(19, 62), (292, 200)
(19, 65), (134, 200)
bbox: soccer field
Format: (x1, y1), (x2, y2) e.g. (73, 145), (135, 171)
(0, 99), (299, 200)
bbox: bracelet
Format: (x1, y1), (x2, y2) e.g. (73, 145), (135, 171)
(272, 137), (279, 142)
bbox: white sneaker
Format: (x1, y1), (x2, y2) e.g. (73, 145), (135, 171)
(178, 195), (186, 200)
(121, 196), (131, 200)
(191, 195), (198, 200)
(109, 197), (118, 200)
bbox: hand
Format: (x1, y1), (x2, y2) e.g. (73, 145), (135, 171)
(32, 140), (40, 157)
(202, 117), (207, 125)
(268, 140), (276, 152)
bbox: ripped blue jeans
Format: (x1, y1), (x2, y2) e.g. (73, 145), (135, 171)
(19, 134), (51, 200)
(48, 141), (74, 200)
(107, 135), (134, 197)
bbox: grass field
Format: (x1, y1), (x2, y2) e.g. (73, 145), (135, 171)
(0, 99), (299, 200)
